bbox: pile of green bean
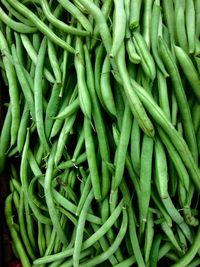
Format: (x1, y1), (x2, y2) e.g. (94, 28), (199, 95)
(1, 0), (200, 266)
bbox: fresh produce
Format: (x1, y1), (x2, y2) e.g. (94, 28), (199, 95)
(0, 0), (200, 266)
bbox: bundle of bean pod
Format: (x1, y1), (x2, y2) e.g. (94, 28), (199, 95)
(0, 0), (200, 266)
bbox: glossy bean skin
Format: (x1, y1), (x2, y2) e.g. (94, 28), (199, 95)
(58, 0), (92, 33)
(74, 36), (91, 121)
(0, 106), (12, 173)
(44, 142), (68, 245)
(174, 45), (200, 101)
(171, 226), (200, 267)
(112, 101), (132, 191)
(159, 37), (198, 163)
(139, 135), (154, 237)
(84, 45), (111, 198)
(132, 78), (200, 191)
(73, 190), (94, 267)
(40, 0), (90, 37)
(84, 117), (101, 201)
(115, 44), (155, 137)
(7, 0), (76, 53)
(34, 37), (50, 152)
(5, 194), (32, 267)
(151, 3), (168, 77)
(110, 0), (126, 58)
(0, 7), (37, 33)
(133, 32), (156, 80)
(0, 31), (20, 147)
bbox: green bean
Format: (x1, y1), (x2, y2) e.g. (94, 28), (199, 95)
(174, 45), (200, 101)
(100, 56), (116, 116)
(17, 106), (30, 154)
(154, 138), (168, 199)
(5, 194), (31, 267)
(53, 189), (102, 225)
(76, 175), (91, 216)
(74, 36), (91, 120)
(59, 35), (73, 97)
(149, 234), (162, 267)
(73, 0), (88, 14)
(44, 84), (62, 139)
(0, 7), (37, 33)
(58, 152), (87, 169)
(142, 0), (153, 47)
(1, 0), (34, 26)
(162, 1), (175, 43)
(13, 33), (24, 69)
(91, 0), (113, 49)
(157, 126), (190, 191)
(0, 31), (20, 147)
(129, 0), (142, 31)
(13, 190), (20, 213)
(47, 39), (62, 85)
(80, 208), (128, 267)
(54, 216), (68, 254)
(161, 221), (182, 253)
(171, 226), (200, 267)
(158, 242), (173, 260)
(24, 199), (37, 254)
(110, 0), (126, 58)
(28, 176), (48, 212)
(73, 190), (94, 267)
(43, 228), (57, 259)
(38, 222), (46, 256)
(115, 44), (155, 137)
(44, 142), (68, 244)
(21, 137), (51, 223)
(94, 44), (106, 107)
(157, 70), (171, 121)
(84, 117), (101, 201)
(34, 37), (49, 152)
(195, 0), (200, 37)
(54, 98), (79, 120)
(185, 0), (195, 53)
(59, 248), (94, 267)
(128, 203), (146, 267)
(159, 37), (198, 162)
(78, 0), (112, 53)
(41, 0), (90, 37)
(7, 0), (76, 53)
(33, 199), (122, 266)
(130, 119), (141, 176)
(151, 189), (172, 227)
(187, 258), (200, 267)
(151, 3), (168, 77)
(194, 36), (200, 56)
(112, 102), (132, 191)
(174, 0), (188, 52)
(11, 45), (35, 119)
(133, 32), (156, 80)
(139, 135), (154, 237)
(57, 0), (92, 33)
(144, 211), (154, 264)
(18, 190), (36, 260)
(54, 113), (77, 166)
(20, 34), (55, 83)
(192, 102), (200, 134)
(177, 226), (187, 253)
(50, 85), (77, 139)
(126, 38), (141, 64)
(113, 256), (136, 267)
(84, 44), (111, 198)
(0, 105), (11, 173)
